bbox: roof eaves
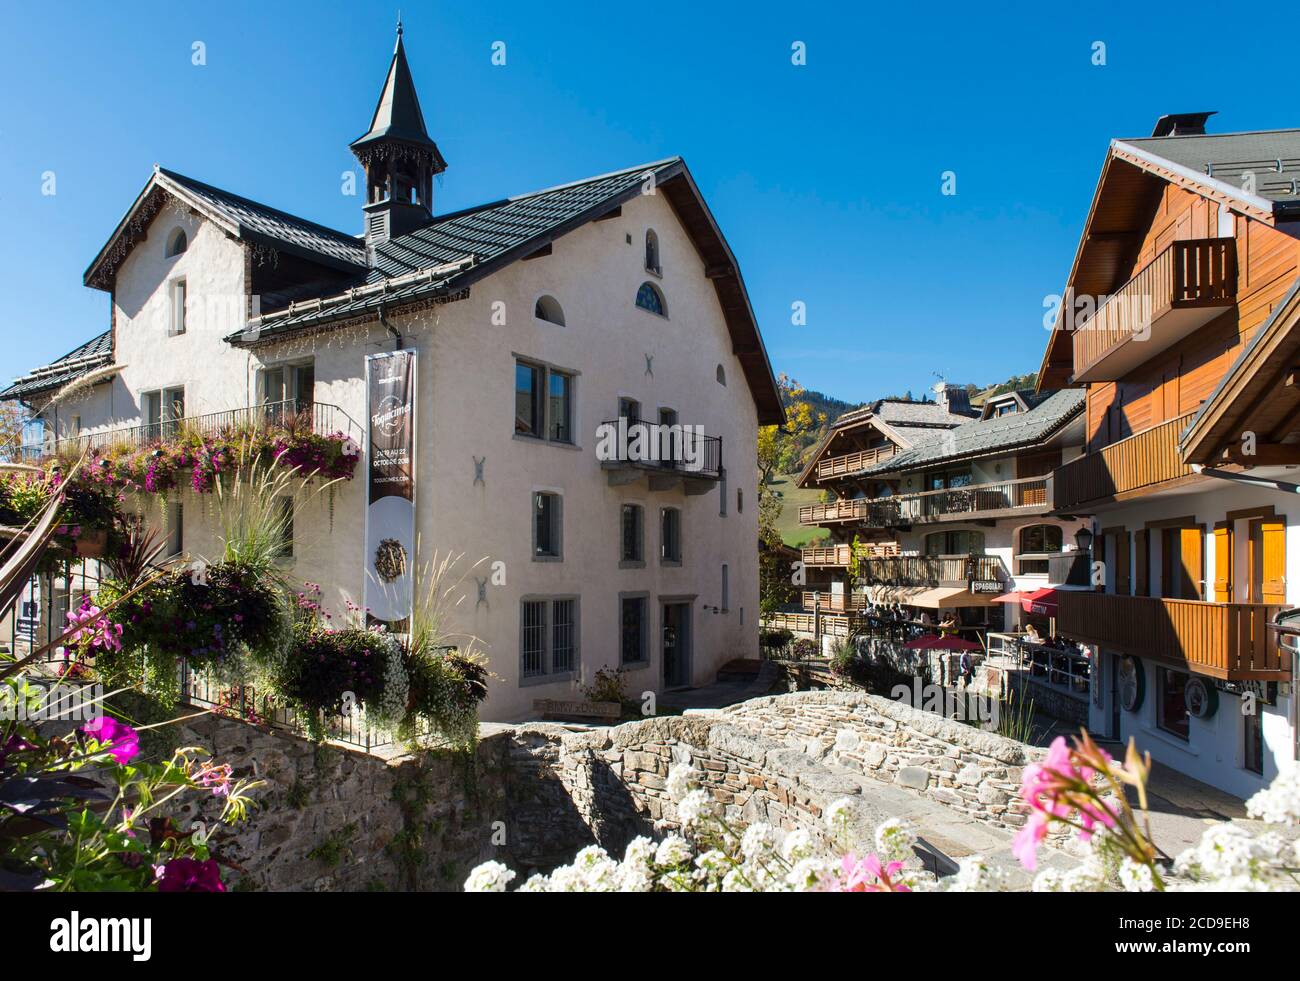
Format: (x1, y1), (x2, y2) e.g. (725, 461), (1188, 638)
(1111, 139), (1280, 218)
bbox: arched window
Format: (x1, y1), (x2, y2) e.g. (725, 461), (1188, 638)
(636, 282), (666, 317)
(165, 228), (188, 257)
(534, 294), (565, 326)
(1019, 524), (1063, 554)
(645, 229), (661, 274)
(716, 364), (726, 386)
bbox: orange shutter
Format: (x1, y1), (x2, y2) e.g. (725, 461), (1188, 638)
(1113, 531), (1131, 596)
(1261, 517), (1287, 604)
(1134, 530), (1149, 596)
(1180, 526), (1204, 600)
(1212, 523), (1233, 602)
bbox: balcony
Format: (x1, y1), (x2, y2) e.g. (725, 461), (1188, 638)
(1071, 238), (1237, 383)
(815, 445), (896, 481)
(18, 400), (363, 460)
(801, 591), (868, 613)
(799, 476), (1049, 528)
(1057, 591), (1290, 681)
(858, 553), (1007, 588)
(1053, 411), (1198, 511)
(801, 543), (857, 567)
(600, 419), (723, 494)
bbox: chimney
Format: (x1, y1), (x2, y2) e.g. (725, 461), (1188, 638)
(932, 381), (972, 416)
(1150, 112), (1216, 138)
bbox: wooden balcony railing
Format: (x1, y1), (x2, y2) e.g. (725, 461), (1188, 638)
(1057, 591), (1290, 681)
(761, 611), (855, 637)
(815, 445), (896, 481)
(801, 591), (869, 612)
(858, 553), (1007, 588)
(1053, 412), (1198, 511)
(1072, 238), (1237, 382)
(801, 543), (857, 567)
(801, 477), (1049, 528)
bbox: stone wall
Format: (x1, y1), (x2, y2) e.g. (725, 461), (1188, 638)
(178, 689), (1055, 890)
(719, 691), (1042, 832)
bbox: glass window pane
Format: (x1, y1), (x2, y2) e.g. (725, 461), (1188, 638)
(552, 600), (575, 673)
(549, 372), (571, 442)
(515, 363), (540, 436)
(522, 601), (546, 677)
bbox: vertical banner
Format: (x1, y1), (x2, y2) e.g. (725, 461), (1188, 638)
(364, 350), (417, 630)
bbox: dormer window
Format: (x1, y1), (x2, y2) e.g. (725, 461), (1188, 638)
(645, 229), (661, 275)
(535, 294), (565, 326)
(165, 228), (188, 257)
(635, 282), (666, 317)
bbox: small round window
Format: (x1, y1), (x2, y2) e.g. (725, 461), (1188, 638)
(535, 294), (565, 326)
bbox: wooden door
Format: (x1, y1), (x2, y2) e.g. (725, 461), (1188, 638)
(1179, 526), (1204, 600)
(1250, 517), (1286, 603)
(1213, 523), (1233, 602)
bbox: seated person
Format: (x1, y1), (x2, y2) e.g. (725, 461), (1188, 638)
(1024, 622), (1045, 645)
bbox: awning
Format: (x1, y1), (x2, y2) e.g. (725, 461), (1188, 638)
(908, 586), (998, 609)
(989, 587), (1059, 616)
(866, 585), (928, 604)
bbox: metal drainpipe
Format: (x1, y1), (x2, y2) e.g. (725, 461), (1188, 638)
(379, 303), (402, 350)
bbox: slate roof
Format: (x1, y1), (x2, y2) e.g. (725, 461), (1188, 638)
(159, 170), (368, 270)
(828, 397), (975, 432)
(229, 158), (684, 340)
(1119, 129), (1300, 208)
(350, 30), (440, 156)
(1, 330), (113, 401)
(855, 389), (1086, 476)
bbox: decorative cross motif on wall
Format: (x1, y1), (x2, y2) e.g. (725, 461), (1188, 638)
(473, 456), (485, 485)
(475, 577), (488, 608)
(644, 353), (654, 377)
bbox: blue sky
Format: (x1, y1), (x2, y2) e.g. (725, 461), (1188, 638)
(1, 1), (1294, 404)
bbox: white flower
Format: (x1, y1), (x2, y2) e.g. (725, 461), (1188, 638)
(665, 763), (700, 803)
(1175, 823), (1284, 882)
(1060, 861), (1107, 892)
(654, 834), (693, 868)
(740, 822), (778, 861)
(464, 860), (516, 892)
(1031, 868), (1064, 892)
(825, 797), (857, 833)
(780, 828), (816, 863)
(675, 789), (717, 829)
(516, 873), (550, 892)
(571, 845), (619, 891)
(874, 818), (917, 865)
(786, 857), (833, 891)
(1246, 764), (1300, 826)
(721, 867), (754, 892)
(1119, 859), (1156, 893)
(945, 855), (1006, 893)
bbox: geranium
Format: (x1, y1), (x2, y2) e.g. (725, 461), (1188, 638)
(156, 857), (226, 893)
(81, 715), (141, 764)
(830, 852), (911, 892)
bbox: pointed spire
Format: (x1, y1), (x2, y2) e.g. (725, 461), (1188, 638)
(350, 23), (440, 157)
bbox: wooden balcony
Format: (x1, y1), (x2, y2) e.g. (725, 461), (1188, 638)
(801, 591), (868, 613)
(1072, 238), (1237, 383)
(801, 543), (857, 567)
(859, 553), (1007, 588)
(1053, 412), (1199, 511)
(815, 445), (897, 481)
(801, 477), (1049, 528)
(1057, 591), (1290, 681)
(761, 611), (855, 637)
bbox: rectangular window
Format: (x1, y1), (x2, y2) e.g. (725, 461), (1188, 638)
(618, 397), (641, 423)
(262, 361), (315, 422)
(521, 600), (547, 678)
(163, 387), (184, 438)
(533, 492), (561, 559)
(1157, 668), (1190, 741)
(548, 371), (573, 442)
(721, 563), (729, 612)
(552, 599), (576, 673)
(144, 391), (162, 438)
(1244, 707), (1264, 775)
(166, 504), (183, 557)
(658, 407), (678, 468)
(515, 361), (542, 437)
(520, 598), (578, 681)
(621, 504), (643, 563)
(621, 596), (648, 665)
(170, 279), (187, 335)
(277, 497), (294, 558)
(661, 507), (681, 563)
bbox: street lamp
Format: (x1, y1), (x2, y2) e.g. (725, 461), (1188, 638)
(1074, 526), (1094, 553)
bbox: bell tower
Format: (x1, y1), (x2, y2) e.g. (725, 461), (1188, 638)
(351, 21), (447, 248)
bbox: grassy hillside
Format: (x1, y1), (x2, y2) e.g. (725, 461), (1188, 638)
(768, 474), (830, 548)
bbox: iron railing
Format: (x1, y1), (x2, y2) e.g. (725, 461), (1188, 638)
(598, 418), (722, 480)
(18, 399), (363, 461)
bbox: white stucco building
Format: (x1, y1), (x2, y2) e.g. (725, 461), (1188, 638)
(2, 27), (783, 721)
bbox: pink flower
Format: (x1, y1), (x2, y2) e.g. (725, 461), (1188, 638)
(1012, 812), (1050, 870)
(830, 852), (911, 892)
(156, 857), (225, 893)
(82, 715), (141, 764)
